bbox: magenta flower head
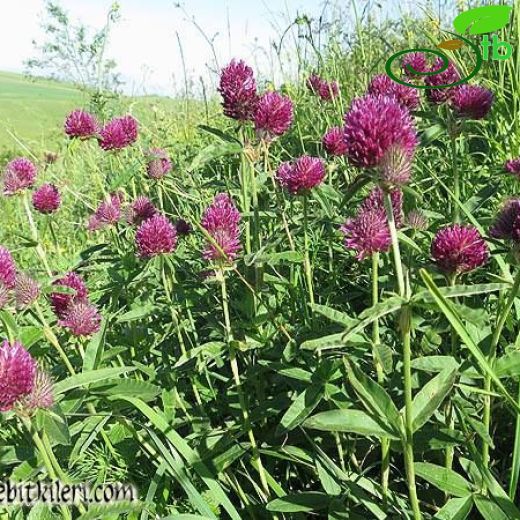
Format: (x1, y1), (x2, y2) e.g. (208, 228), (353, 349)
(64, 109), (99, 139)
(323, 127), (348, 156)
(451, 85), (493, 120)
(0, 246), (16, 290)
(20, 369), (54, 412)
(146, 148), (172, 180)
(368, 74), (420, 110)
(50, 272), (89, 319)
(362, 187), (404, 228)
(87, 192), (123, 231)
(425, 58), (461, 104)
(0, 340), (37, 412)
(318, 80), (340, 101)
(254, 91), (294, 140)
(343, 95), (418, 169)
(402, 52), (429, 77)
(32, 184), (61, 214)
(275, 156), (326, 195)
(505, 158), (520, 179)
(98, 115), (139, 151)
(341, 207), (391, 260)
(218, 59), (258, 121)
(126, 196), (157, 226)
(135, 214), (177, 259)
(15, 273), (39, 309)
(431, 224), (488, 276)
(490, 199), (520, 244)
(201, 194), (241, 263)
(58, 301), (102, 337)
(306, 73), (323, 94)
(3, 157), (37, 196)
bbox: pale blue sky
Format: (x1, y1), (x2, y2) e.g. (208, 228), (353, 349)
(0, 0), (406, 95)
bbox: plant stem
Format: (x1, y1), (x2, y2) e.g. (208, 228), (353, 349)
(510, 380), (520, 500)
(23, 193), (52, 278)
(483, 269), (520, 471)
(450, 130), (460, 223)
(302, 194), (315, 308)
(445, 275), (457, 473)
(219, 271), (270, 499)
(372, 252), (390, 505)
(383, 192), (421, 519)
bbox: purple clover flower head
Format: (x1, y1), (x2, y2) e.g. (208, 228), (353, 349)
(58, 301), (102, 337)
(341, 207), (391, 260)
(0, 246), (16, 290)
(490, 199), (520, 243)
(126, 196), (157, 226)
(218, 60), (259, 121)
(505, 158), (520, 179)
(50, 272), (89, 320)
(378, 145), (413, 188)
(20, 368), (54, 412)
(32, 184), (61, 214)
(275, 156), (326, 195)
(146, 148), (172, 180)
(98, 115), (139, 150)
(406, 209), (428, 231)
(318, 80), (340, 101)
(306, 73), (323, 94)
(64, 109), (99, 139)
(361, 187), (404, 228)
(201, 194), (241, 263)
(431, 224), (488, 275)
(368, 74), (420, 110)
(0, 340), (37, 412)
(14, 273), (39, 309)
(135, 214), (177, 258)
(425, 58), (461, 104)
(254, 91), (294, 140)
(3, 157), (37, 196)
(343, 94), (418, 169)
(451, 85), (493, 120)
(87, 192), (123, 231)
(323, 127), (348, 156)
(402, 52), (429, 77)
(0, 284), (10, 309)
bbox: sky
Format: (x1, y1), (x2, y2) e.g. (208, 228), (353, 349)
(0, 0), (412, 96)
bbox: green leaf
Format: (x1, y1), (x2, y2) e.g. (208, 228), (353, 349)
(412, 356), (459, 373)
(474, 495), (509, 520)
(189, 142), (241, 172)
(419, 270), (520, 414)
(411, 367), (458, 432)
(197, 124), (241, 144)
(346, 361), (404, 439)
(54, 367), (137, 396)
(413, 283), (510, 304)
(304, 409), (400, 439)
(277, 385), (324, 436)
(117, 305), (155, 323)
(453, 5), (512, 35)
(434, 496), (473, 520)
(342, 296), (405, 344)
(495, 351), (520, 378)
(301, 333), (347, 351)
(82, 318), (108, 371)
(245, 251), (303, 267)
(267, 492), (330, 513)
(310, 304), (356, 328)
(415, 462), (473, 497)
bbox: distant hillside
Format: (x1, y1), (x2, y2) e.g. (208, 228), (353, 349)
(0, 71), (87, 150)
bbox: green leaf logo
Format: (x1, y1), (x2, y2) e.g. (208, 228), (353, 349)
(453, 5), (512, 35)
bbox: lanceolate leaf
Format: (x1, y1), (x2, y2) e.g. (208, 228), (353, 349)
(415, 462), (473, 497)
(411, 366), (458, 432)
(304, 409), (400, 439)
(277, 385), (324, 435)
(434, 496), (473, 520)
(266, 492), (330, 513)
